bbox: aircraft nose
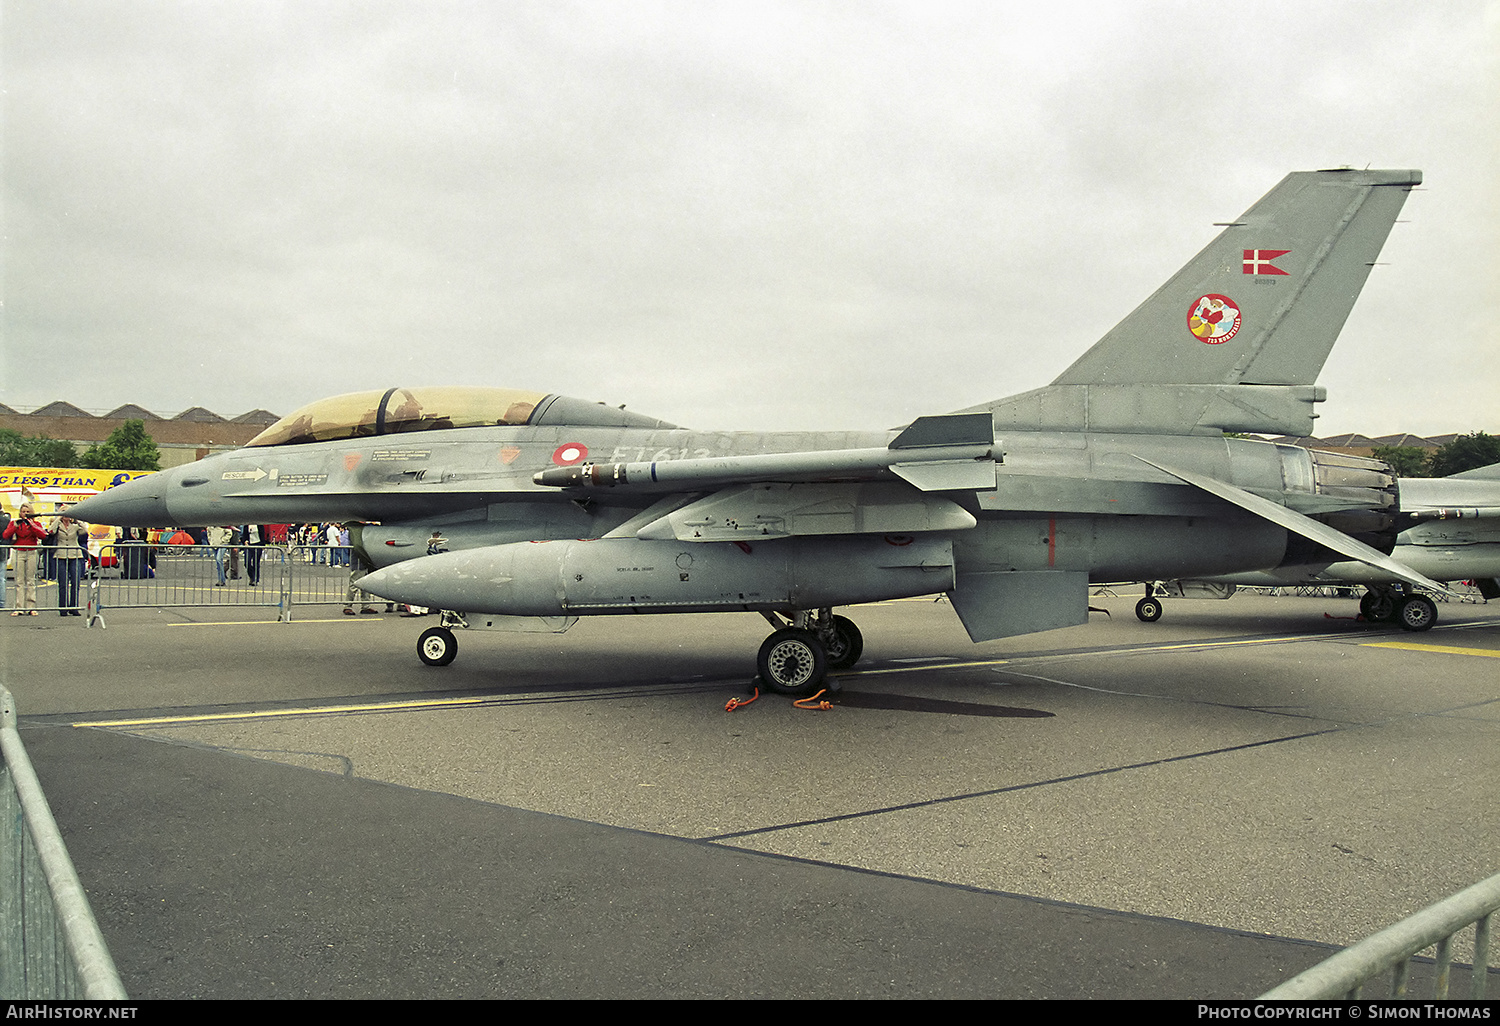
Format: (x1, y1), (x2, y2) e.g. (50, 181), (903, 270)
(67, 471), (173, 526)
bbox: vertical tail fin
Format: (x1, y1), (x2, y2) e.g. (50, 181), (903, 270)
(971, 169), (1421, 435)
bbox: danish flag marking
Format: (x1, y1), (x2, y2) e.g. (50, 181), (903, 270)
(1242, 249), (1290, 275)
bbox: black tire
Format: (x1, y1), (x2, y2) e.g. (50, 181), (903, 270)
(1397, 595), (1437, 632)
(418, 626), (458, 666)
(756, 629), (827, 696)
(1135, 597), (1163, 622)
(1360, 591), (1397, 623)
(822, 615), (864, 670)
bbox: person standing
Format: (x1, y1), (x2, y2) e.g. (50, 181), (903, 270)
(343, 547), (381, 616)
(0, 511), (10, 611)
(241, 524), (266, 586)
(208, 525), (232, 586)
(51, 508), (88, 616)
(3, 504), (49, 615)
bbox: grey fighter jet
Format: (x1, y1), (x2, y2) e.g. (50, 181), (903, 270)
(1133, 462), (1500, 631)
(72, 168), (1435, 694)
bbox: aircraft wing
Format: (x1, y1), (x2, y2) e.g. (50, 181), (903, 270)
(1134, 456), (1450, 593)
(1396, 472), (1500, 523)
(628, 482), (977, 542)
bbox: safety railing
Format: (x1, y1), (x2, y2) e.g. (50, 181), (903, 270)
(77, 544), (370, 624)
(0, 686), (128, 999)
(283, 545), (370, 614)
(1260, 871), (1498, 999)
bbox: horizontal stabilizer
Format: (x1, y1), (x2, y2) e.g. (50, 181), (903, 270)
(1134, 456), (1449, 593)
(1449, 463), (1500, 481)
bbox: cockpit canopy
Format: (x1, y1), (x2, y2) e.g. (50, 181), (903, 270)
(246, 386), (678, 448)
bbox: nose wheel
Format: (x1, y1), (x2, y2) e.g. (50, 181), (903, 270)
(417, 626), (458, 666)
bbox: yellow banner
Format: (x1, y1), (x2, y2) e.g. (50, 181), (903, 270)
(0, 466), (154, 518)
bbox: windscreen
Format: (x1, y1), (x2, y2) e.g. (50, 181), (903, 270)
(246, 387), (549, 447)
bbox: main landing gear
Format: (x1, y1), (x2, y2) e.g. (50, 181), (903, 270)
(754, 609), (863, 697)
(1360, 585), (1437, 632)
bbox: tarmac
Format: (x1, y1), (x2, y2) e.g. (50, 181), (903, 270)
(4, 589), (1498, 999)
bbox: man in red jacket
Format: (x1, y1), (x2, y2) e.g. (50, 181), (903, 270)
(3, 503), (50, 615)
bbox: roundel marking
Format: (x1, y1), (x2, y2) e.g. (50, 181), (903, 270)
(552, 443), (589, 466)
(884, 534), (914, 546)
(1187, 293), (1242, 344)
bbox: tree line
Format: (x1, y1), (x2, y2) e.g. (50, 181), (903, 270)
(0, 419), (162, 471)
(1372, 432), (1500, 477)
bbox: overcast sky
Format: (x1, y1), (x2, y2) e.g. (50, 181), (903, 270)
(3, 1), (1496, 437)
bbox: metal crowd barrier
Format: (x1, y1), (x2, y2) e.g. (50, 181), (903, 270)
(2, 545), (95, 616)
(1260, 870), (1498, 999)
(0, 686), (128, 999)
(78, 544), (367, 624)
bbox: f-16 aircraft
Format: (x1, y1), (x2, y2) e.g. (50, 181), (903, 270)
(72, 168), (1436, 695)
(1131, 462), (1500, 630)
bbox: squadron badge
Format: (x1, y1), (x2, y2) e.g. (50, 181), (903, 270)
(1188, 294), (1241, 344)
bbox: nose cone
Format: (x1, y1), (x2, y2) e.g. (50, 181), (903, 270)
(68, 471), (173, 526)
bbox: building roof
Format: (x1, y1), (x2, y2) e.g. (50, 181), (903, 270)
(1314, 433), (1382, 448)
(1370, 433), (1439, 449)
(29, 400), (93, 418)
(172, 406), (227, 422)
(231, 409), (280, 426)
(103, 404), (162, 421)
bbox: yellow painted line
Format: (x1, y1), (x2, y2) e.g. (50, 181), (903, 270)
(1140, 636), (1315, 652)
(842, 658), (1010, 677)
(74, 695), (494, 729)
(1363, 642), (1500, 659)
(166, 618), (387, 626)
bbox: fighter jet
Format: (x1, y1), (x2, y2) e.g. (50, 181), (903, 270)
(72, 168), (1435, 694)
(1131, 462), (1500, 630)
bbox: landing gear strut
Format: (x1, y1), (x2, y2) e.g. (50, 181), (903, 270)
(1135, 583), (1163, 622)
(754, 608), (862, 696)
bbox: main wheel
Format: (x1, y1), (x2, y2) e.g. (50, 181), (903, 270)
(418, 626), (458, 666)
(1135, 596), (1163, 622)
(1397, 595), (1437, 632)
(756, 629), (827, 696)
(1360, 591), (1397, 623)
(822, 615), (864, 670)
